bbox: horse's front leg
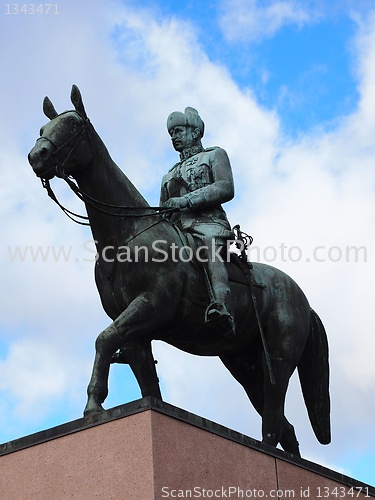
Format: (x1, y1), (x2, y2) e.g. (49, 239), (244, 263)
(84, 293), (165, 416)
(114, 339), (162, 400)
(84, 322), (120, 415)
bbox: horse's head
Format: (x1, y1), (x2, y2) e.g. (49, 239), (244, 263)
(28, 85), (93, 180)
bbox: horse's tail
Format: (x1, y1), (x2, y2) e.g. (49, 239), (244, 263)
(297, 308), (331, 444)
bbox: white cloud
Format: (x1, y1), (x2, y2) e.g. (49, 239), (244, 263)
(0, 341), (67, 407)
(218, 0), (320, 43)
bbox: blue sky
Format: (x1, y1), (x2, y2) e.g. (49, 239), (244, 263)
(1, 0), (375, 488)
(136, 0), (360, 132)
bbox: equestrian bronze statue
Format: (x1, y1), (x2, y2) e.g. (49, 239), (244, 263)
(28, 85), (330, 457)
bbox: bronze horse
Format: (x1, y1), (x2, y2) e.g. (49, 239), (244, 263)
(28, 85), (330, 456)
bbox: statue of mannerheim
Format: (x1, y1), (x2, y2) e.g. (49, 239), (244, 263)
(28, 85), (330, 457)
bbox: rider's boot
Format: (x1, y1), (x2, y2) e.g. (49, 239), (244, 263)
(205, 286), (236, 338)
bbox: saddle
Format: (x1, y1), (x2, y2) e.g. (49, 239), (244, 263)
(172, 224), (265, 290)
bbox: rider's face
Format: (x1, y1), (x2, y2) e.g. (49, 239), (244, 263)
(169, 125), (195, 152)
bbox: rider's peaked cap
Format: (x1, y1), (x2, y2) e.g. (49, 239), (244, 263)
(167, 107), (205, 137)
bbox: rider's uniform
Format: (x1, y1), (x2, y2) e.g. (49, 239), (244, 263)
(160, 145), (234, 244)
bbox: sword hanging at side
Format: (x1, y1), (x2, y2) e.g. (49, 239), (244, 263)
(233, 225), (276, 387)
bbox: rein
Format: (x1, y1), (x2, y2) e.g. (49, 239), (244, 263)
(42, 177), (91, 226)
(42, 175), (176, 225)
(39, 112), (177, 224)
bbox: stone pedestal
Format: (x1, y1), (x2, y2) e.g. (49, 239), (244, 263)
(0, 397), (373, 499)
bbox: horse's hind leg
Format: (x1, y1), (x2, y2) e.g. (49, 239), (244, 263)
(279, 419), (300, 456)
(253, 356), (300, 455)
(220, 348), (300, 456)
(261, 355), (299, 452)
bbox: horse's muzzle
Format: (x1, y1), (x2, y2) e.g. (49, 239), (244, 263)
(28, 142), (55, 179)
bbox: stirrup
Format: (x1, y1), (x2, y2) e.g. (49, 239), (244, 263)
(205, 301), (227, 322)
(205, 302), (236, 337)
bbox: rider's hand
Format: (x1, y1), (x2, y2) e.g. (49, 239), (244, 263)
(161, 197), (189, 210)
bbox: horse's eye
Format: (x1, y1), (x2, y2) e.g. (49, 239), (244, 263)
(39, 127), (44, 136)
(68, 117), (78, 128)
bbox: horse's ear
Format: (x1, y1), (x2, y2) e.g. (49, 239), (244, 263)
(71, 84), (87, 119)
(43, 96), (58, 120)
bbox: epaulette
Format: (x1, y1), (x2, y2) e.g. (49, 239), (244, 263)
(168, 161), (181, 173)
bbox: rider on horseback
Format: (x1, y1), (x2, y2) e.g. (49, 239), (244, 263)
(160, 107), (236, 336)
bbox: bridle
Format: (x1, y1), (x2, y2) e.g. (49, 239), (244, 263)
(38, 110), (88, 177)
(39, 111), (176, 225)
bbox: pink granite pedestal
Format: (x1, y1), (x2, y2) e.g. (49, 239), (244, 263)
(0, 398), (373, 499)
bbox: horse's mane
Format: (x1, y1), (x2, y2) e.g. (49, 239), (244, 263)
(83, 117), (150, 208)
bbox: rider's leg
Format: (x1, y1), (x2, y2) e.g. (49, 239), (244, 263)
(202, 236), (235, 335)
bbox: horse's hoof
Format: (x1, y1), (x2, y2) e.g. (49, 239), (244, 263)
(83, 404), (104, 417)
